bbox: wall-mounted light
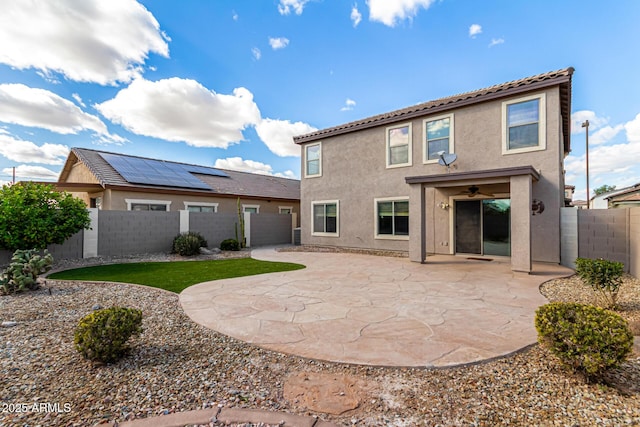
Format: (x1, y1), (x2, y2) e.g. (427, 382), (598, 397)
(438, 201), (449, 210)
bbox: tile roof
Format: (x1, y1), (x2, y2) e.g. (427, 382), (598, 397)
(294, 67), (574, 153)
(61, 148), (300, 201)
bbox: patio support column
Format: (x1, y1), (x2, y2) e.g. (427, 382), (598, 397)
(510, 175), (532, 272)
(409, 183), (426, 263)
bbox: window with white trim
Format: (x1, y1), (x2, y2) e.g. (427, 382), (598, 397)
(305, 142), (322, 177)
(502, 93), (546, 154)
(312, 200), (339, 236)
(242, 204), (260, 214)
(279, 206), (293, 214)
(375, 198), (409, 239)
(386, 123), (412, 168)
(184, 202), (218, 213)
(424, 114), (454, 163)
(126, 199), (171, 211)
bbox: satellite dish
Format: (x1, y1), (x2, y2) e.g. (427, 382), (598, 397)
(437, 151), (457, 172)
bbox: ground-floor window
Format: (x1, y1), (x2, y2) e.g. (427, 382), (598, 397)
(242, 204), (260, 214)
(375, 198), (409, 239)
(312, 200), (339, 236)
(126, 199), (171, 211)
(184, 202), (218, 213)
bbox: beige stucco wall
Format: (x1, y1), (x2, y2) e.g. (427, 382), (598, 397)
(66, 162), (101, 184)
(103, 190), (299, 218)
(300, 87), (565, 263)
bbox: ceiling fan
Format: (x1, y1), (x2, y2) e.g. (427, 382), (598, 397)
(458, 185), (494, 198)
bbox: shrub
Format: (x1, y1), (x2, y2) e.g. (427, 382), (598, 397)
(172, 232), (208, 256)
(220, 238), (240, 251)
(74, 307), (143, 363)
(0, 249), (53, 295)
(575, 257), (624, 308)
(535, 302), (633, 380)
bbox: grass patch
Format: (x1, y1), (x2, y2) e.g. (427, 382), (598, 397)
(47, 258), (305, 293)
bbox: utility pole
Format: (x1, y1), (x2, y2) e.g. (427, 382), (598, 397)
(12, 166), (15, 185)
(582, 120), (590, 209)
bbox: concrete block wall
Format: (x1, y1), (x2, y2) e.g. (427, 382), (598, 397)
(98, 210), (181, 256)
(630, 208), (640, 277)
(577, 209), (629, 268)
(0, 232), (84, 267)
(249, 213), (295, 247)
(189, 212), (239, 248)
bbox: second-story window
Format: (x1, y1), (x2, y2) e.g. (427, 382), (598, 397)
(503, 93), (546, 154)
(305, 142), (322, 177)
(386, 124), (412, 168)
(424, 114), (454, 163)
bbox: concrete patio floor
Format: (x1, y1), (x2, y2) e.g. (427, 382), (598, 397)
(180, 247), (573, 367)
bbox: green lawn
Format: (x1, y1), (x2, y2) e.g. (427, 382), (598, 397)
(47, 258), (305, 293)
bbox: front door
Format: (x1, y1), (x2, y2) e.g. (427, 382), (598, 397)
(455, 199), (511, 256)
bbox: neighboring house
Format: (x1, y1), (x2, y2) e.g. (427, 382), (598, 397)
(606, 184), (640, 209)
(294, 68), (574, 272)
(56, 148), (300, 220)
(590, 183), (640, 209)
(564, 185), (575, 207)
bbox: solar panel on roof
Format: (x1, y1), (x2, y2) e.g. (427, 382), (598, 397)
(99, 153), (227, 190)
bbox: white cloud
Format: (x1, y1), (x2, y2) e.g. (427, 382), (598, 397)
(625, 112), (640, 143)
(570, 110), (624, 145)
(489, 38), (505, 47)
(366, 0), (436, 27)
(0, 135), (69, 165)
(351, 4), (363, 27)
(214, 157), (296, 179)
(269, 37), (290, 50)
(232, 10), (239, 21)
(96, 78), (261, 148)
(3, 165), (59, 180)
(469, 24), (482, 38)
(252, 47), (262, 60)
(255, 118), (316, 157)
(341, 98), (357, 111)
(565, 112), (640, 198)
(0, 83), (124, 143)
(278, 0), (310, 15)
(0, 0), (169, 85)
(571, 110), (609, 132)
(71, 93), (86, 107)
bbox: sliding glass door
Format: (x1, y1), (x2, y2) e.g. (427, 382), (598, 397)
(455, 199), (510, 256)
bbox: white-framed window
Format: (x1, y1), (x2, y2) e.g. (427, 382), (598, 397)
(311, 200), (339, 236)
(424, 114), (454, 163)
(126, 198), (171, 211)
(502, 93), (546, 154)
(386, 123), (412, 168)
(304, 142), (322, 178)
(242, 204), (260, 214)
(184, 202), (218, 213)
(279, 206), (293, 214)
(375, 197), (409, 239)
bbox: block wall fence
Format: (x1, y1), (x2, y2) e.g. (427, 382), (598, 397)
(560, 207), (640, 276)
(0, 209), (297, 265)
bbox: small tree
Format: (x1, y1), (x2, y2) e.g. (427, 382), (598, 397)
(575, 257), (624, 309)
(593, 184), (616, 196)
(0, 182), (91, 251)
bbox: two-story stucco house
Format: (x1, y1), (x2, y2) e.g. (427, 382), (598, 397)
(294, 68), (574, 272)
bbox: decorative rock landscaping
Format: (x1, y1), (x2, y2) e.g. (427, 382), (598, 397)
(0, 252), (638, 426)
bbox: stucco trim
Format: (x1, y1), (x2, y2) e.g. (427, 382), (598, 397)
(405, 166), (540, 185)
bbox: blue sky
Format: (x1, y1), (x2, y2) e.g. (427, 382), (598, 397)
(0, 0), (639, 201)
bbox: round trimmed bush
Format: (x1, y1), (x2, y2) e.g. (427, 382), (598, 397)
(172, 232), (208, 256)
(74, 307), (143, 363)
(535, 302), (633, 379)
(220, 238), (240, 251)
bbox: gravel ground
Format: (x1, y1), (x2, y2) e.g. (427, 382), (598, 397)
(1, 252), (639, 426)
